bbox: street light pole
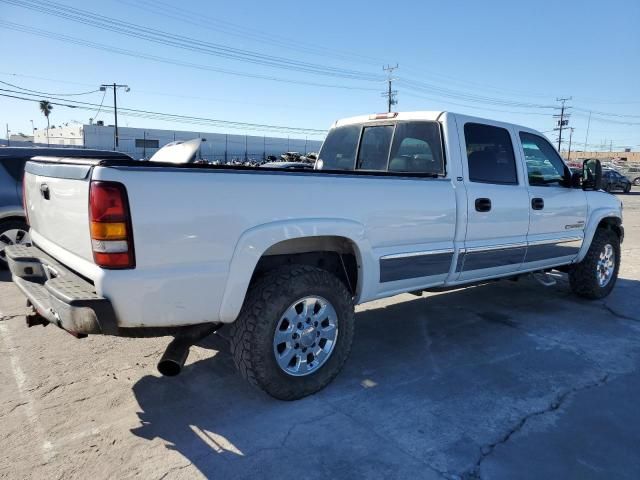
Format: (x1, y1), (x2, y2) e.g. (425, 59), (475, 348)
(100, 83), (129, 150)
(567, 128), (574, 162)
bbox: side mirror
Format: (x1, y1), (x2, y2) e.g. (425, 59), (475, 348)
(582, 159), (602, 190)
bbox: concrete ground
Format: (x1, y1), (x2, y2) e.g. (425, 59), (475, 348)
(1, 193), (639, 480)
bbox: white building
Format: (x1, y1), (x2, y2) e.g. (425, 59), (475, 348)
(32, 123), (324, 160)
(7, 133), (34, 145)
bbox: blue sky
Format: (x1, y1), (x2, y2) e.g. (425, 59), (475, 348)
(1, 0), (638, 150)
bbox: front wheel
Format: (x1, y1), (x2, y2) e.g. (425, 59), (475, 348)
(229, 265), (355, 400)
(569, 228), (620, 299)
(624, 184), (632, 193)
(633, 177), (640, 186)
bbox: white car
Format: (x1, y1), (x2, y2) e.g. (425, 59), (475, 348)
(7, 111), (623, 400)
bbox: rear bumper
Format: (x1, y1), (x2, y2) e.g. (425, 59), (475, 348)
(6, 244), (118, 335)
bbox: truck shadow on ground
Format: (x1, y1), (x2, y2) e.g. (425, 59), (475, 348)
(129, 275), (640, 479)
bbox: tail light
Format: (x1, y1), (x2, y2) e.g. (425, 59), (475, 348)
(22, 174), (29, 225)
(89, 181), (135, 269)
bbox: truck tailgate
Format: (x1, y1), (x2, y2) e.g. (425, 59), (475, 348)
(24, 161), (93, 262)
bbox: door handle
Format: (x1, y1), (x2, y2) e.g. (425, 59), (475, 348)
(40, 183), (50, 200)
(531, 197), (544, 210)
(475, 198), (492, 212)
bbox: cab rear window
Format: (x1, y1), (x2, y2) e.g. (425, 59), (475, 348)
(318, 121), (445, 175)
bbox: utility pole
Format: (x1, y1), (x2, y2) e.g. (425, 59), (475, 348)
(553, 97), (572, 151)
(584, 111), (591, 154)
(5, 124), (9, 147)
(567, 128), (574, 162)
(100, 83), (130, 150)
(382, 64), (399, 113)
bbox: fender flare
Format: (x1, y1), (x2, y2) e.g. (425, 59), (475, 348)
(218, 218), (373, 323)
(576, 208), (622, 262)
(0, 207), (25, 221)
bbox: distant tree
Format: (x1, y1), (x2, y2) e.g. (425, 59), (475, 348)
(39, 100), (53, 145)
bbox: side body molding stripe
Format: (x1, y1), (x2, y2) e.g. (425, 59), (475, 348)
(379, 249), (453, 283)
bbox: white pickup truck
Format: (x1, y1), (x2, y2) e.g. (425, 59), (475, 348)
(7, 111), (623, 400)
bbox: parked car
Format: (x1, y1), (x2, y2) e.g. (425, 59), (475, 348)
(621, 166), (640, 186)
(0, 147), (132, 266)
(602, 169), (632, 193)
(6, 112), (623, 400)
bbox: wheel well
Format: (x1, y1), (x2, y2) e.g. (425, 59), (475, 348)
(0, 215), (27, 226)
(251, 236), (360, 295)
(597, 217), (622, 240)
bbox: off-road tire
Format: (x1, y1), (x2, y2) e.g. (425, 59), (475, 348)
(0, 219), (29, 269)
(229, 265), (355, 400)
(569, 228), (620, 299)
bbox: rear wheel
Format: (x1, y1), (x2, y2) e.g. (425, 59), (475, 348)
(569, 228), (620, 299)
(229, 265), (355, 400)
(633, 177), (640, 187)
(0, 220), (30, 269)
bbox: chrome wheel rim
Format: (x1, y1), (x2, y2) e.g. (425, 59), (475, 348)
(273, 296), (338, 377)
(0, 229), (31, 261)
(596, 243), (615, 287)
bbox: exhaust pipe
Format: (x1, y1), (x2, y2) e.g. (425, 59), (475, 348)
(157, 323), (220, 376)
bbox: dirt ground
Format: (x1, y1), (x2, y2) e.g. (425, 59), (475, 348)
(1, 192), (639, 480)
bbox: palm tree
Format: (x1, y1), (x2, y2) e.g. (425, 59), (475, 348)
(39, 100), (53, 146)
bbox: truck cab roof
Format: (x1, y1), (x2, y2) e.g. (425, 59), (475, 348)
(331, 111), (544, 137)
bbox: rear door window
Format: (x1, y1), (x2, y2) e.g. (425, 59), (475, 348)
(464, 123), (518, 184)
(317, 125), (360, 170)
(388, 122), (444, 174)
(356, 125), (394, 171)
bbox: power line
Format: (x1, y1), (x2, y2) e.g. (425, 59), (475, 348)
(4, 0), (638, 122)
(0, 21), (378, 92)
(0, 79), (99, 96)
(91, 89), (107, 122)
(0, 90), (327, 135)
(1, 0), (383, 82)
(117, 0), (384, 67)
(398, 78), (556, 109)
(402, 91), (552, 116)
